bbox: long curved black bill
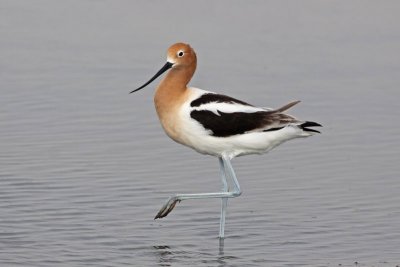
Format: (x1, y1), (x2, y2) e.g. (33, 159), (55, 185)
(130, 62), (173, 93)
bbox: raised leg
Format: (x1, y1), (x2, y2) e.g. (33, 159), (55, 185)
(221, 154), (241, 195)
(154, 154), (242, 238)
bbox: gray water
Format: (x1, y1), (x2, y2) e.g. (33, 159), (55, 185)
(1, 1), (400, 266)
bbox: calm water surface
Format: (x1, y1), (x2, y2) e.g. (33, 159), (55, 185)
(1, 1), (399, 266)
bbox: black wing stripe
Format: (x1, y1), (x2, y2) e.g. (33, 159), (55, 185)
(190, 93), (253, 107)
(190, 110), (297, 137)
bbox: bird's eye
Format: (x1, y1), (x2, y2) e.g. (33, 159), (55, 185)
(177, 51), (184, 57)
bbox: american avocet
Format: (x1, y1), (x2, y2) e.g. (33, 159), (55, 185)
(131, 43), (321, 238)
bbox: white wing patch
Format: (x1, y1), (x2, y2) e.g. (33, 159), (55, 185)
(193, 102), (266, 115)
(188, 87), (267, 115)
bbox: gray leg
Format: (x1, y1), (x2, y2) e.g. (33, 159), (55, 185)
(219, 157), (228, 238)
(154, 154), (242, 238)
(221, 154), (241, 196)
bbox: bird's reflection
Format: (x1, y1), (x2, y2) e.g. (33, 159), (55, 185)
(152, 245), (172, 267)
(219, 238), (225, 255)
(152, 239), (231, 267)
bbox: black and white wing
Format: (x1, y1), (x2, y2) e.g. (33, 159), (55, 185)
(189, 91), (304, 137)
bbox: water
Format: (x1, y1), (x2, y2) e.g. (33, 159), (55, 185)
(1, 1), (400, 266)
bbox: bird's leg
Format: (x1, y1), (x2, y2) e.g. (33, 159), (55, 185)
(221, 154), (241, 196)
(219, 157), (228, 239)
(154, 155), (242, 238)
(154, 191), (238, 219)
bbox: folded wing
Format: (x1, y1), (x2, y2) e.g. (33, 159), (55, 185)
(189, 92), (301, 137)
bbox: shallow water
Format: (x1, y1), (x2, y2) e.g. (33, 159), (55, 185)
(1, 1), (400, 266)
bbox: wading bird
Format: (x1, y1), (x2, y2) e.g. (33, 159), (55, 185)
(131, 43), (321, 238)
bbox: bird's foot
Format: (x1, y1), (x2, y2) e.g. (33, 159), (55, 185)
(154, 196), (181, 219)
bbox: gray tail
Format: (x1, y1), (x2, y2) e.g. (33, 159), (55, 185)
(300, 121), (322, 133)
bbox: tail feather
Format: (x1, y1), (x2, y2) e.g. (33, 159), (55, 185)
(273, 100), (301, 113)
(300, 121), (322, 133)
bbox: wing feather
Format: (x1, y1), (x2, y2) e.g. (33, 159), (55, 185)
(188, 90), (302, 137)
(190, 101), (300, 137)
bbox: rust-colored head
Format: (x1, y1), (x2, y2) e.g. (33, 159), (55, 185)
(166, 43), (197, 69)
(131, 42), (197, 93)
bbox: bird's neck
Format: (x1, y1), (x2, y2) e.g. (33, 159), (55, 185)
(154, 65), (195, 114)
